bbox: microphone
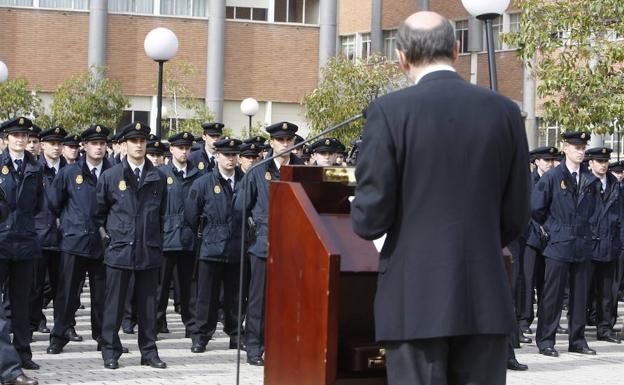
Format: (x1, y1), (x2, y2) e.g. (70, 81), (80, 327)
(234, 113), (364, 384)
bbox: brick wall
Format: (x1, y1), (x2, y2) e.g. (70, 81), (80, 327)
(338, 0), (372, 35)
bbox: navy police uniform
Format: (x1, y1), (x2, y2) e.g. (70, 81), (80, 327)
(0, 117), (44, 368)
(46, 125), (112, 353)
(234, 122), (304, 364)
(95, 122), (168, 368)
(185, 138), (244, 352)
(188, 123), (224, 175)
(533, 132), (599, 355)
(155, 132), (200, 336)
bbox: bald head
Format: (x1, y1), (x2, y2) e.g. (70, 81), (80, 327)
(396, 11), (457, 67)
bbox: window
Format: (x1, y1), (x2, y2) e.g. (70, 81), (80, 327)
(483, 15), (503, 51)
(340, 35), (355, 61)
(274, 0), (318, 24)
(118, 110), (150, 133)
(455, 19), (469, 54)
(0, 0), (32, 5)
(39, 0), (88, 9)
(161, 0), (207, 17)
(226, 6), (268, 21)
(359, 33), (371, 60)
(108, 0), (153, 14)
(383, 30), (397, 62)
(538, 121), (561, 147)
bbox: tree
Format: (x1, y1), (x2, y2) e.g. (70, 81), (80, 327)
(0, 78), (43, 121)
(49, 67), (129, 133)
(504, 0), (624, 134)
(302, 54), (404, 146)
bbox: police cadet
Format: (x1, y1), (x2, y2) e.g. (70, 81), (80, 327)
(0, 187), (38, 385)
(0, 117), (44, 370)
(25, 125), (41, 159)
(155, 131), (200, 337)
(609, 160), (624, 312)
(46, 124), (118, 355)
(146, 134), (165, 167)
(291, 134), (304, 158)
(62, 134), (81, 164)
(234, 122), (304, 366)
(186, 137), (244, 353)
(188, 122), (224, 174)
(519, 146), (559, 335)
(585, 147), (622, 343)
(309, 137), (345, 167)
(30, 126), (67, 336)
(533, 131), (599, 357)
(238, 142), (261, 173)
(95, 122), (167, 370)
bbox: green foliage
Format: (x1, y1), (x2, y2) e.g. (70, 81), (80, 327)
(0, 78), (43, 121)
(504, 0), (624, 134)
(48, 67), (129, 133)
(302, 54), (404, 146)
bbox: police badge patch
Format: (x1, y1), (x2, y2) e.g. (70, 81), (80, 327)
(214, 185), (221, 194)
(118, 180), (127, 191)
(560, 180), (566, 190)
(1, 166), (8, 175)
(75, 175), (83, 185)
(167, 176), (174, 185)
(198, 162), (205, 170)
(265, 171), (271, 181)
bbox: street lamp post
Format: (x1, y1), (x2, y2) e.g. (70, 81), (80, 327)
(0, 61), (8, 84)
(144, 27), (179, 138)
(240, 98), (259, 138)
(461, 0), (510, 92)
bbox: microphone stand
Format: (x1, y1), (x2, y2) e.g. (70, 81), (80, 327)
(235, 113), (363, 384)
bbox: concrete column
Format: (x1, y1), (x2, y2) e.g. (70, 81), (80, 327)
(206, 0), (226, 122)
(87, 0), (108, 78)
(371, 0), (383, 55)
(523, 58), (538, 150)
(419, 0), (428, 11)
(589, 133), (604, 148)
(319, 0), (338, 70)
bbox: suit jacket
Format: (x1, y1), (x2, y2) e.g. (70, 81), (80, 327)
(351, 70), (530, 342)
(590, 172), (623, 262)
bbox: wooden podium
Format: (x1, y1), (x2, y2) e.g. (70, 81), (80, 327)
(265, 165), (387, 385)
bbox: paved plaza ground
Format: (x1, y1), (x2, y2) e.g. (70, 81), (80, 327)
(21, 288), (624, 385)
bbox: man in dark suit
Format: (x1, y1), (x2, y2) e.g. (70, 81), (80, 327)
(351, 12), (529, 385)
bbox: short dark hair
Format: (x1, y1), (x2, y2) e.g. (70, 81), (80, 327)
(396, 17), (456, 66)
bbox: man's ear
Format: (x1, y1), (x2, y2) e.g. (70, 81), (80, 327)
(451, 40), (460, 62)
(397, 49), (410, 74)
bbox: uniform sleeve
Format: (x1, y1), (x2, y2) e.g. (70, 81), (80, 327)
(47, 169), (68, 216)
(160, 178), (168, 233)
(531, 175), (552, 225)
(184, 179), (205, 232)
(0, 187), (8, 223)
(233, 172), (257, 216)
(499, 103), (531, 247)
(95, 173), (111, 229)
(351, 100), (399, 240)
(34, 169), (44, 216)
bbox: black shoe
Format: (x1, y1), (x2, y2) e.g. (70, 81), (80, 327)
(597, 333), (621, 344)
(556, 326), (568, 334)
(507, 358), (528, 371)
(122, 327), (135, 334)
(520, 326), (533, 335)
(519, 333), (532, 344)
(104, 359), (119, 369)
(5, 374), (39, 385)
(79, 304), (85, 309)
(191, 344), (206, 353)
(569, 346), (596, 355)
(230, 340), (246, 350)
(66, 327), (83, 342)
(159, 325), (170, 334)
(247, 356), (264, 366)
(37, 325), (50, 334)
(20, 359), (40, 370)
(97, 344), (129, 353)
(46, 344), (63, 354)
(141, 357), (167, 369)
(539, 347), (559, 357)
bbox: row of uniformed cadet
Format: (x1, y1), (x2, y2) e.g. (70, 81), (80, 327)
(517, 131), (624, 358)
(0, 114), (346, 371)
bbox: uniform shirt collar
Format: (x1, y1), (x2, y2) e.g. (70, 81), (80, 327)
(86, 159), (103, 177)
(414, 64), (456, 85)
(127, 159), (145, 175)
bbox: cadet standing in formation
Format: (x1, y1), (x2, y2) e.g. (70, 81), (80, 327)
(96, 122), (167, 370)
(188, 123), (223, 175)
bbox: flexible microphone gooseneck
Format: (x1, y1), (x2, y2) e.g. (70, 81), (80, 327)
(235, 113), (364, 384)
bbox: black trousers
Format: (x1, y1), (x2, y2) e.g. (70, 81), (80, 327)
(245, 256), (266, 358)
(50, 253), (106, 347)
(612, 251), (624, 326)
(536, 258), (589, 350)
(156, 251), (195, 334)
(0, 297), (23, 384)
(0, 260), (34, 362)
(518, 246), (545, 328)
(121, 275), (137, 332)
(192, 260), (241, 346)
(29, 250), (60, 331)
(384, 335), (507, 385)
(588, 260), (616, 337)
(101, 267), (159, 361)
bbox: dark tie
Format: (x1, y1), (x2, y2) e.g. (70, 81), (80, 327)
(134, 168), (141, 183)
(572, 172), (578, 186)
(92, 167), (98, 179)
(227, 178), (233, 190)
(14, 159), (22, 172)
(209, 156), (215, 169)
(50, 166), (56, 178)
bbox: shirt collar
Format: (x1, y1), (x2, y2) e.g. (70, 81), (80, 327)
(127, 159), (145, 174)
(86, 159), (103, 173)
(414, 64), (456, 85)
(274, 157), (290, 170)
(219, 170), (235, 184)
